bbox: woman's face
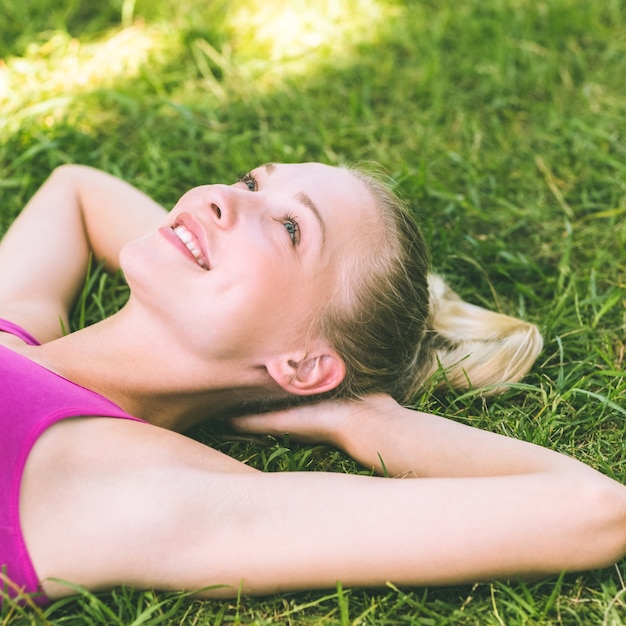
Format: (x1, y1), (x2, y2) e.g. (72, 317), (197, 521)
(121, 162), (379, 370)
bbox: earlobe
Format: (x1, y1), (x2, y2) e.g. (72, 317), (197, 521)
(266, 351), (345, 396)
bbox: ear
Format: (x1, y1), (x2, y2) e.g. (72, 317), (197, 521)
(265, 349), (346, 396)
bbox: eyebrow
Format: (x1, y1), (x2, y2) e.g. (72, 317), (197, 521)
(295, 191), (326, 244)
(260, 162), (327, 245)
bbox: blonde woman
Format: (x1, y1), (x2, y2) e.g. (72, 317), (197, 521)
(1, 163), (625, 605)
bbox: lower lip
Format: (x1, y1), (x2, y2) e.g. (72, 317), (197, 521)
(159, 227), (203, 267)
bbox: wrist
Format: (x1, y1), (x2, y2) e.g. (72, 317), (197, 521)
(330, 394), (398, 451)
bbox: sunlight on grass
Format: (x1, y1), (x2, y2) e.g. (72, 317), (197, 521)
(228, 0), (387, 73)
(0, 24), (168, 136)
(1, 0), (392, 137)
(186, 0), (394, 99)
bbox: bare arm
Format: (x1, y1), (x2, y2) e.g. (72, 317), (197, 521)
(0, 165), (168, 342)
(231, 394), (592, 479)
(333, 396), (594, 478)
(25, 415), (626, 599)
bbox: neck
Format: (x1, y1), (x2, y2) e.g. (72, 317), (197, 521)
(24, 304), (279, 432)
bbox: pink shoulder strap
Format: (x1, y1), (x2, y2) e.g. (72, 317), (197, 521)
(0, 318), (41, 346)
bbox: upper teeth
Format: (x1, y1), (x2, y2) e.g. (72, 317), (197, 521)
(173, 225), (209, 269)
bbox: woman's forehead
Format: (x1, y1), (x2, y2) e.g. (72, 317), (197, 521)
(258, 162), (376, 212)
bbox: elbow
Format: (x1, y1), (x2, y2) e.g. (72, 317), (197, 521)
(568, 475), (626, 571)
(50, 163), (90, 180)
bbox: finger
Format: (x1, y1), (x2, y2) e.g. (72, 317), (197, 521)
(229, 414), (292, 436)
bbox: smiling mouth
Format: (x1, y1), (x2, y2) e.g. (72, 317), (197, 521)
(172, 224), (210, 270)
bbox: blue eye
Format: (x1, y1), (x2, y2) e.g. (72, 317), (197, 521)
(283, 215), (300, 246)
(238, 172), (257, 191)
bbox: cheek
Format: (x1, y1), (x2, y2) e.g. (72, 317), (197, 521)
(211, 273), (307, 350)
(213, 276), (280, 330)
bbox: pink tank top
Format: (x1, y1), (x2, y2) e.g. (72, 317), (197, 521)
(0, 319), (146, 605)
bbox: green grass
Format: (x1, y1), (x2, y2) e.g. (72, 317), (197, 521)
(1, 0), (626, 623)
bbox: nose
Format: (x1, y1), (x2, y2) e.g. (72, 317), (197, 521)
(203, 184), (252, 230)
(210, 200), (222, 220)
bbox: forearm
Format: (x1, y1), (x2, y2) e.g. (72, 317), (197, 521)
(0, 165), (167, 340)
(330, 396), (596, 479)
(34, 165), (168, 273)
(231, 395), (598, 479)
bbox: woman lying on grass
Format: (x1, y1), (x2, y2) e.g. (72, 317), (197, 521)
(1, 162), (625, 606)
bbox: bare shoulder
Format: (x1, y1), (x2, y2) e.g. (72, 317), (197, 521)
(20, 415), (257, 597)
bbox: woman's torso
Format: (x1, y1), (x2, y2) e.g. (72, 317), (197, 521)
(0, 319), (147, 602)
(1, 320), (254, 602)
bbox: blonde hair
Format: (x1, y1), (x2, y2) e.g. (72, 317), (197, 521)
(309, 165), (543, 404)
(422, 274), (544, 395)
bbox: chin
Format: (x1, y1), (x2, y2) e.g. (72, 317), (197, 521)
(119, 236), (163, 296)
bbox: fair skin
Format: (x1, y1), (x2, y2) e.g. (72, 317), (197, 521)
(1, 164), (626, 601)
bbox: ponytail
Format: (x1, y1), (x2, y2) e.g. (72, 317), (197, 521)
(421, 274), (543, 394)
